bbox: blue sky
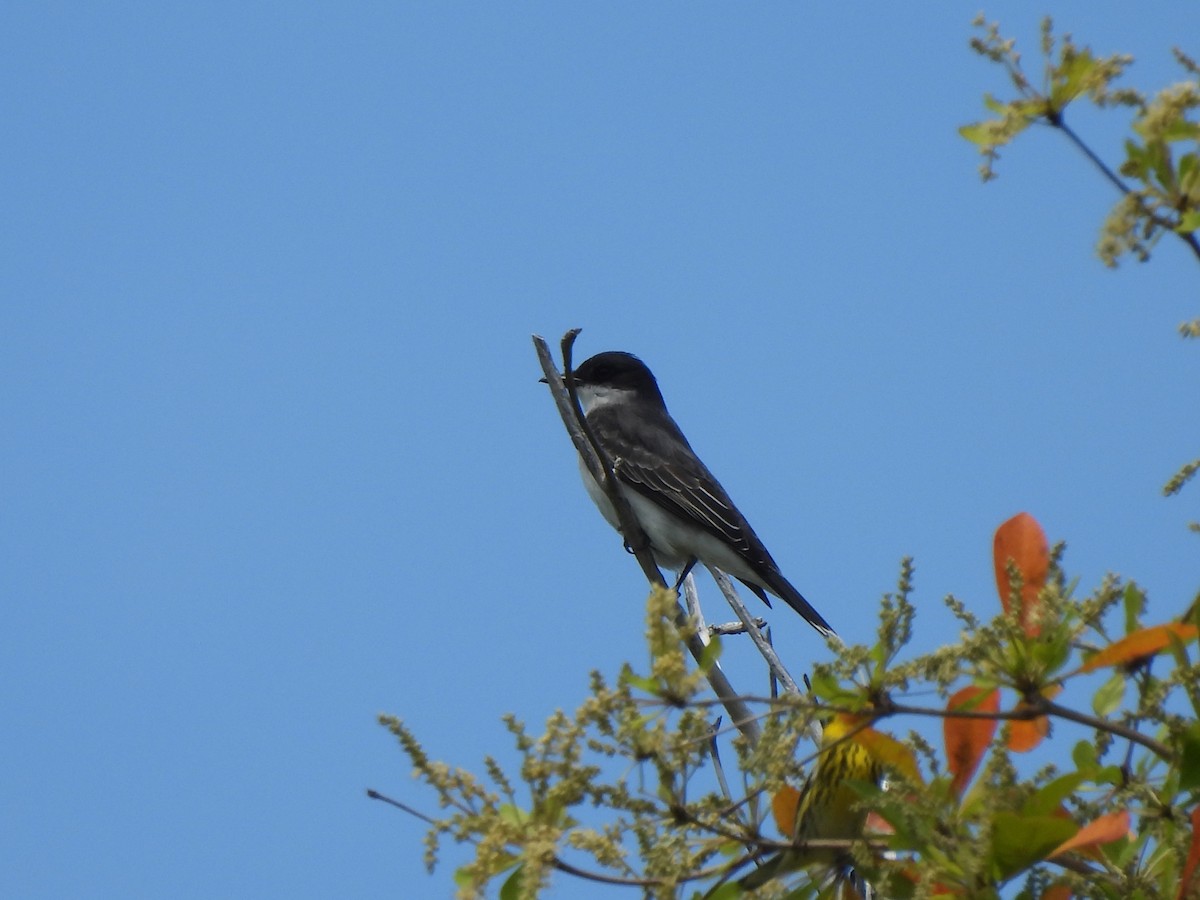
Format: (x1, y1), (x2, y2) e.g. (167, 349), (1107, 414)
(2, 4), (1197, 898)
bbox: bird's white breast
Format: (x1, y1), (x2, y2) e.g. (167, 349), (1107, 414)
(577, 455), (762, 586)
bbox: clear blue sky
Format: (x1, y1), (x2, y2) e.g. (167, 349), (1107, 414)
(2, 4), (1197, 898)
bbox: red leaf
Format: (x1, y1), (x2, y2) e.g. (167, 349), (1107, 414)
(993, 512), (1049, 637)
(945, 686), (999, 796)
(1048, 810), (1131, 859)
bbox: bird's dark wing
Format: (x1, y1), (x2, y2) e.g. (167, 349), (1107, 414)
(590, 404), (779, 571)
(587, 404), (836, 639)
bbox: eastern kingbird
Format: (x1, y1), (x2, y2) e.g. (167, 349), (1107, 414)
(562, 351), (834, 638)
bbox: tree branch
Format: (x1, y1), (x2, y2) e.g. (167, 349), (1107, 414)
(1049, 114), (1200, 264)
(707, 566), (802, 695)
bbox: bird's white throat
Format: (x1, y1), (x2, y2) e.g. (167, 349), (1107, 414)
(574, 383), (633, 414)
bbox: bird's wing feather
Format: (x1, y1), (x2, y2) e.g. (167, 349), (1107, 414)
(592, 405), (778, 570)
(587, 403), (837, 638)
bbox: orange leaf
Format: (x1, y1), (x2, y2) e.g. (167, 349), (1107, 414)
(1007, 708), (1050, 753)
(1006, 684), (1060, 754)
(896, 867), (962, 894)
(771, 784), (802, 836)
(993, 512), (1049, 637)
(1048, 810), (1131, 859)
(865, 810), (894, 835)
(944, 686), (999, 796)
(1179, 805), (1200, 900)
(1043, 883), (1073, 900)
(1079, 623), (1200, 674)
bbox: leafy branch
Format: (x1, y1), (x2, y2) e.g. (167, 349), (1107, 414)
(961, 15), (1200, 276)
(372, 512), (1200, 898)
(961, 15), (1200, 518)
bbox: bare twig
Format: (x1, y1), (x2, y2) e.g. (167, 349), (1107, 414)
(707, 566), (803, 695)
(709, 618), (769, 636)
(1048, 114), (1131, 197)
(1041, 699), (1173, 761)
(682, 571), (709, 642)
(1047, 115), (1200, 263)
(366, 788), (439, 825)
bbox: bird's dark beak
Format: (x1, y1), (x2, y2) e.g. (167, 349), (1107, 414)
(538, 376), (548, 384)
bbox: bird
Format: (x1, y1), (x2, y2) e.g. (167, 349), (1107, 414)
(739, 713), (882, 890)
(561, 350), (834, 638)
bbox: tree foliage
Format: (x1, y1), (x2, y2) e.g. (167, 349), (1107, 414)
(380, 512), (1200, 898)
(959, 15), (1200, 524)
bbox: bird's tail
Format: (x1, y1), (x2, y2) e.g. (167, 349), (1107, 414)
(745, 573), (837, 639)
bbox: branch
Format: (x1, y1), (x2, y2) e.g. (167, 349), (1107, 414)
(366, 788), (439, 825)
(1049, 114), (1132, 197)
(1041, 699), (1173, 761)
(1049, 114), (1200, 264)
(533, 332), (762, 745)
(709, 618), (769, 636)
(707, 566), (802, 695)
(884, 698), (1173, 761)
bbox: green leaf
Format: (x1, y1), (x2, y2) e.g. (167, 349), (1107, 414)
(498, 803), (526, 825)
(499, 864), (524, 900)
(1122, 583), (1145, 634)
(621, 672), (662, 694)
(1032, 634), (1072, 674)
(983, 93), (1006, 114)
(1050, 48), (1098, 109)
(807, 671), (859, 706)
(1123, 139), (1149, 179)
(1176, 210), (1200, 235)
(1093, 671), (1126, 717)
(698, 635), (723, 673)
(1178, 721), (1200, 791)
(959, 122), (996, 146)
(1072, 739), (1098, 772)
(1150, 140), (1176, 191)
(1181, 152), (1199, 180)
(1023, 771), (1088, 817)
(1163, 120), (1200, 142)
(703, 881), (745, 900)
(991, 811), (1078, 879)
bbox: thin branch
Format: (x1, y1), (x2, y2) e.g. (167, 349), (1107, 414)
(708, 716), (734, 803)
(883, 698), (1172, 761)
(366, 788), (439, 826)
(549, 853), (764, 889)
(1050, 114), (1132, 197)
(1042, 699), (1173, 761)
(682, 571), (709, 638)
(709, 618), (769, 636)
(1049, 115), (1200, 263)
(707, 565), (802, 695)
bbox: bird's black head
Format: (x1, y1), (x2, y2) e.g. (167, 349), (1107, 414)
(570, 351), (667, 409)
